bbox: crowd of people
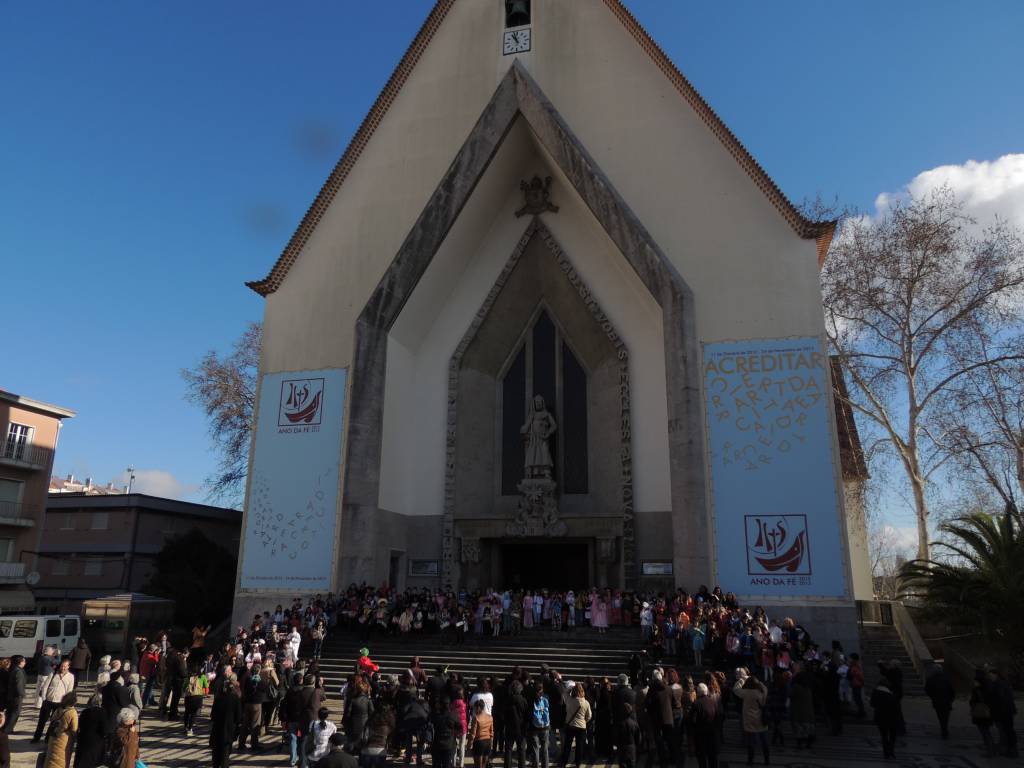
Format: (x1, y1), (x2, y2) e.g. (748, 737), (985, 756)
(0, 583), (1015, 767)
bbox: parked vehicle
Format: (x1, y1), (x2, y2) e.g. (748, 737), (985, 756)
(0, 614), (80, 666)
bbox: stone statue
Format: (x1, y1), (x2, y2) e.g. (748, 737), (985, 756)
(521, 394), (557, 479)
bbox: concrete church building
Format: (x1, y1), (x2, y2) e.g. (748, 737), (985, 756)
(233, 0), (872, 643)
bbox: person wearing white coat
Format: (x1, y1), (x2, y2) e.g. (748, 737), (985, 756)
(287, 627), (302, 663)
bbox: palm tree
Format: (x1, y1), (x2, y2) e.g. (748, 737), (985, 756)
(899, 511), (1024, 644)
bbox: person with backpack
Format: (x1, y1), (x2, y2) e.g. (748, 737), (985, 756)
(240, 670), (264, 750)
(527, 683), (551, 768)
(732, 673), (769, 766)
(183, 664), (208, 737)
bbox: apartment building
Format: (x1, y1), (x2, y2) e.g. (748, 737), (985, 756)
(35, 493), (242, 613)
(0, 389), (75, 612)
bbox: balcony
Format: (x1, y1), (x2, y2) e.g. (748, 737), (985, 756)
(0, 501), (38, 528)
(0, 442), (51, 471)
(0, 561), (25, 585)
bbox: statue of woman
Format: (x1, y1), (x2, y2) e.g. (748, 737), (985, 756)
(521, 394), (557, 479)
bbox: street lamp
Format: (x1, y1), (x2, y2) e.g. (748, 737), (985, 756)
(126, 466), (135, 495)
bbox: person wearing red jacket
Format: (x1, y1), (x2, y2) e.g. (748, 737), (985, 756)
(357, 648), (379, 676)
(139, 645), (161, 707)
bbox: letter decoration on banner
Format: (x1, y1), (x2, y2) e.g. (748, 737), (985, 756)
(239, 368), (347, 590)
(702, 338), (847, 598)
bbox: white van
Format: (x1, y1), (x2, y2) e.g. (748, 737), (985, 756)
(0, 615), (81, 663)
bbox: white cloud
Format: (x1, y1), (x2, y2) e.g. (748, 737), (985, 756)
(874, 153), (1024, 230)
(118, 469), (201, 500)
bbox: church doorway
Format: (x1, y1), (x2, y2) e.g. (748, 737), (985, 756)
(500, 541), (588, 589)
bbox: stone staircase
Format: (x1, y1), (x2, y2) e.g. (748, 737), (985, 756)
(317, 629), (638, 688)
(859, 622), (926, 696)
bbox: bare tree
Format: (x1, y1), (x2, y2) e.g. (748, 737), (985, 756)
(823, 187), (1024, 560)
(939, 342), (1024, 520)
(182, 322), (261, 506)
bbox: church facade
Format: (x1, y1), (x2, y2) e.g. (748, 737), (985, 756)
(232, 0), (872, 645)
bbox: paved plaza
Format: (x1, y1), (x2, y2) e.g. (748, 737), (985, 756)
(4, 684), (1018, 768)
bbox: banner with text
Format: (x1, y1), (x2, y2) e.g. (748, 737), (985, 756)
(240, 368), (347, 590)
(703, 338), (846, 598)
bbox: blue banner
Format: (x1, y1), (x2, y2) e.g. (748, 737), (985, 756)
(703, 338), (847, 598)
(240, 368), (347, 590)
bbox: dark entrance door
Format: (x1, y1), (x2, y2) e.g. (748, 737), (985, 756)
(501, 541), (588, 589)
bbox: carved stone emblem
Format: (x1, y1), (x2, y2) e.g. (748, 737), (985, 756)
(506, 477), (568, 537)
(515, 176), (559, 217)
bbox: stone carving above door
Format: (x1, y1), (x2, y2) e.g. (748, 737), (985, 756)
(506, 477), (568, 537)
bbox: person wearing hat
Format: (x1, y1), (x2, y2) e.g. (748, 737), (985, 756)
(357, 649), (379, 676)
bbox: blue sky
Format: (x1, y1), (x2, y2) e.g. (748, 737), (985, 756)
(2, 1), (1022, 516)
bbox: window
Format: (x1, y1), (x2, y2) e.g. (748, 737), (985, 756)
(83, 558), (103, 576)
(52, 558), (70, 576)
(0, 539), (13, 562)
(90, 511), (109, 530)
(59, 513), (74, 530)
(504, 0), (530, 28)
(13, 619), (37, 638)
(3, 423), (33, 461)
(63, 618), (78, 636)
(500, 309), (589, 494)
(0, 620), (10, 638)
(0, 478), (23, 506)
(45, 619), (61, 638)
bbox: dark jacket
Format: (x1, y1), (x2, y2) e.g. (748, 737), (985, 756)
(301, 685), (327, 728)
(870, 685), (900, 728)
(504, 690), (529, 739)
(210, 689), (243, 745)
(344, 692), (373, 740)
(688, 696), (718, 740)
(646, 678), (673, 727)
(615, 716), (641, 759)
(430, 710), (461, 752)
(101, 682), (131, 734)
(70, 644), (92, 672)
(612, 684), (636, 726)
(315, 748), (359, 768)
(6, 667), (25, 708)
(925, 669), (955, 711)
(73, 705), (107, 768)
(398, 699), (429, 737)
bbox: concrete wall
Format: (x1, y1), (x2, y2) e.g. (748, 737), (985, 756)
(247, 1), (848, 600)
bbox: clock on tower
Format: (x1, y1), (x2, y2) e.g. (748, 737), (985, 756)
(502, 27), (531, 55)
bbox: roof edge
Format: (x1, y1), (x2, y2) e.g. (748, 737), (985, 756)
(248, 0), (834, 298)
(0, 390), (76, 419)
(246, 0), (457, 297)
(603, 0), (832, 243)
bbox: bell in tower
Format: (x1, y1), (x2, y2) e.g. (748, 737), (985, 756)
(505, 0), (530, 28)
